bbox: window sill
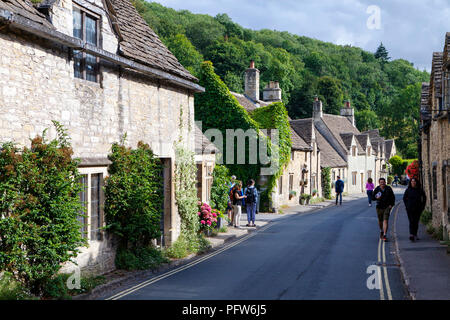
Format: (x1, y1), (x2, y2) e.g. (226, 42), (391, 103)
(73, 77), (102, 88)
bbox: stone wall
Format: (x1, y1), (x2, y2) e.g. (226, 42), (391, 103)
(0, 27), (195, 274)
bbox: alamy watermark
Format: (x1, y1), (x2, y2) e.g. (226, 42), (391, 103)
(197, 121), (280, 176)
(366, 264), (381, 290)
(366, 5), (381, 30)
(66, 266), (81, 290)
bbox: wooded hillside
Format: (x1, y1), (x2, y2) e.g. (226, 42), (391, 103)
(132, 0), (429, 158)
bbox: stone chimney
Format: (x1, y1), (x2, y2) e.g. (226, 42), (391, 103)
(245, 60), (260, 102)
(340, 100), (355, 126)
(313, 95), (323, 120)
(263, 81), (282, 102)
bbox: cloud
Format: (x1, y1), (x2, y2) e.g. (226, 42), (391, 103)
(154, 0), (449, 72)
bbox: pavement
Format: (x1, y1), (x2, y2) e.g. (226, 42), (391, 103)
(392, 188), (450, 300)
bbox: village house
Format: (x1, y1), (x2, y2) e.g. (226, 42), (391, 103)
(230, 61), (321, 210)
(0, 0), (204, 275)
(419, 33), (450, 241)
(291, 97), (395, 195)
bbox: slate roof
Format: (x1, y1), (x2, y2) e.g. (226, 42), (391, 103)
(339, 133), (354, 150)
(230, 92), (270, 113)
(0, 0), (53, 28)
(107, 0), (197, 81)
(385, 139), (394, 159)
(321, 114), (364, 152)
(315, 128), (346, 168)
(355, 134), (369, 151)
(195, 124), (219, 155)
(289, 119), (313, 145)
(421, 82), (430, 111)
(290, 127), (311, 151)
(431, 52), (443, 97)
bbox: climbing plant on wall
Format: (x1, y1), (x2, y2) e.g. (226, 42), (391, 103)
(321, 167), (332, 199)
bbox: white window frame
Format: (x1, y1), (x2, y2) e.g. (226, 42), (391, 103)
(78, 166), (108, 242)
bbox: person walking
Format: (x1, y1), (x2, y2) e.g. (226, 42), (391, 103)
(366, 178), (375, 207)
(232, 181), (246, 228)
(403, 178), (426, 242)
(226, 175), (237, 226)
(372, 177), (395, 241)
(393, 175), (399, 187)
(335, 176), (344, 205)
(244, 179), (258, 227)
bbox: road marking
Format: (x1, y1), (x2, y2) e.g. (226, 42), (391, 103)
(377, 238), (385, 300)
(106, 222), (277, 300)
(382, 239), (393, 300)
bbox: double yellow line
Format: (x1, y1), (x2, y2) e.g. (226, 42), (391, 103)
(377, 205), (397, 300)
(106, 222), (276, 300)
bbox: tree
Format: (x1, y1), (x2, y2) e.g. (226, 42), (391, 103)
(163, 34), (204, 77)
(355, 109), (381, 132)
(374, 42), (390, 63)
(315, 76), (344, 115)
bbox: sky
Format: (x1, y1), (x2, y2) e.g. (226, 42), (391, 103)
(153, 0), (450, 72)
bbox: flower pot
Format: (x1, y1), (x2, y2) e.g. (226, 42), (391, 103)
(300, 198), (305, 205)
(306, 198), (310, 205)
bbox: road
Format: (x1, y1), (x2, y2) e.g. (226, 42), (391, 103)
(104, 190), (409, 300)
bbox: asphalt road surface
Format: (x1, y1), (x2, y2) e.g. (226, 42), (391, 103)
(105, 191), (409, 300)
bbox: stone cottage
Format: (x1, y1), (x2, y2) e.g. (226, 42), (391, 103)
(229, 61), (321, 210)
(420, 33), (450, 241)
(291, 97), (395, 195)
(0, 0), (204, 275)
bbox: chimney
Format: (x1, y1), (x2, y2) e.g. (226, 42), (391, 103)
(340, 100), (355, 126)
(313, 95), (323, 120)
(263, 81), (282, 102)
(245, 60), (260, 102)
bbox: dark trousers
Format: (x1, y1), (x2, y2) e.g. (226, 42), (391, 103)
(367, 190), (373, 204)
(335, 192), (342, 204)
(406, 209), (422, 236)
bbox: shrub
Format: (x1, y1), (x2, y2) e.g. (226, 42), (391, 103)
(41, 273), (106, 299)
(0, 121), (86, 296)
(321, 167), (332, 199)
(387, 175), (394, 185)
(164, 233), (210, 259)
(115, 247), (168, 271)
(0, 272), (33, 300)
(197, 202), (218, 232)
(420, 210), (432, 226)
(104, 139), (164, 251)
(210, 164), (232, 213)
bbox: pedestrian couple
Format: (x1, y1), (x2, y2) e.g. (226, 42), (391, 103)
(227, 177), (258, 228)
(368, 177), (426, 242)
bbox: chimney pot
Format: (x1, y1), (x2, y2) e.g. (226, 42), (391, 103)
(250, 60), (255, 69)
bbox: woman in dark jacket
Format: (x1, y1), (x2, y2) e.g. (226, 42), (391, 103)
(403, 178), (427, 242)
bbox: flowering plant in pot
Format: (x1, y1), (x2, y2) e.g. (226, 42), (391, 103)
(197, 202), (217, 235)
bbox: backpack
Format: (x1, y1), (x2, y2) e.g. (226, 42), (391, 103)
(229, 186), (236, 203)
(245, 187), (256, 204)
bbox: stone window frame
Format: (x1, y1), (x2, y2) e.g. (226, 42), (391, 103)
(352, 171), (357, 186)
(288, 173), (294, 193)
(352, 146), (357, 157)
(205, 162), (214, 204)
(278, 176), (283, 195)
(72, 3), (102, 84)
(78, 166), (108, 242)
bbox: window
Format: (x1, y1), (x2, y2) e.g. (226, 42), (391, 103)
(73, 6), (100, 82)
(205, 163), (213, 203)
(291, 152), (295, 161)
(289, 174), (294, 192)
(332, 171), (335, 181)
(278, 176), (283, 195)
(367, 146), (371, 156)
(304, 152), (308, 162)
(77, 175), (88, 239)
(368, 170), (372, 179)
(352, 172), (357, 185)
(352, 146), (356, 157)
(78, 168), (107, 241)
(311, 174), (316, 190)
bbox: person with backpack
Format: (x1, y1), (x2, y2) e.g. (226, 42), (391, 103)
(244, 179), (258, 227)
(335, 176), (344, 205)
(393, 175), (399, 187)
(403, 178), (426, 242)
(372, 177), (395, 242)
(232, 181), (246, 228)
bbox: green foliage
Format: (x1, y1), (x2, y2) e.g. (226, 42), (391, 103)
(162, 34), (204, 77)
(420, 210), (432, 226)
(41, 273), (106, 299)
(374, 42), (390, 63)
(321, 167), (332, 199)
(164, 233), (210, 259)
(210, 164), (232, 213)
(387, 175), (394, 185)
(0, 122), (86, 296)
(174, 144), (200, 242)
(104, 140), (164, 250)
(0, 272), (34, 300)
(355, 109), (381, 132)
(315, 76), (344, 115)
(115, 246), (168, 271)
